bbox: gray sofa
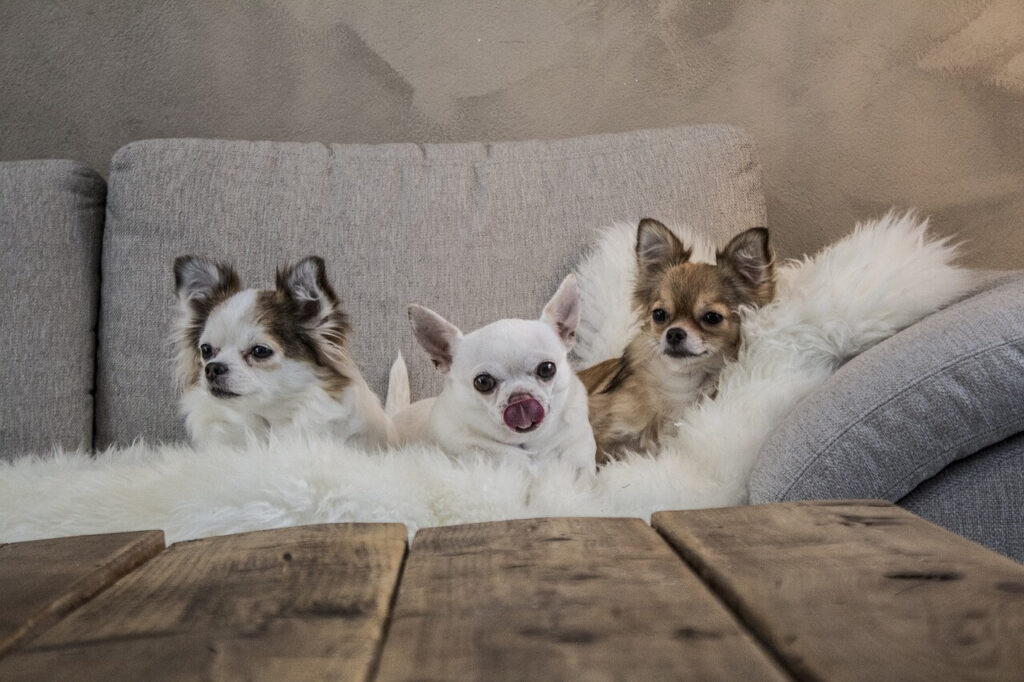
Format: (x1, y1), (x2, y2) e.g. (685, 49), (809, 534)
(2, 125), (1022, 560)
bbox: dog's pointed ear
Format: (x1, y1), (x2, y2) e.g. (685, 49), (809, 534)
(174, 256), (240, 306)
(408, 304), (461, 373)
(277, 257), (351, 369)
(541, 274), (580, 350)
(635, 218), (690, 274)
(718, 227), (774, 304)
(276, 256), (340, 324)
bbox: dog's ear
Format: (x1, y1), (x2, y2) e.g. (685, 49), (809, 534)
(541, 274), (580, 350)
(634, 219), (690, 309)
(718, 227), (774, 304)
(276, 256), (341, 324)
(635, 218), (690, 274)
(408, 305), (462, 373)
(276, 256), (351, 372)
(174, 255), (240, 307)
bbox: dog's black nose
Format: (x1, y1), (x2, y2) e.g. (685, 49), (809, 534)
(205, 362), (228, 380)
(666, 328), (687, 346)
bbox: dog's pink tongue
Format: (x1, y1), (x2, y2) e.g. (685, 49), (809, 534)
(503, 397), (545, 431)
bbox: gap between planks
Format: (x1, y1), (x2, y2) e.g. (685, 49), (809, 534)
(653, 500), (1024, 682)
(374, 516), (790, 681)
(0, 524), (407, 682)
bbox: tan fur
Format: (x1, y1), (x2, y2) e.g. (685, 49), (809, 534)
(580, 336), (724, 465)
(579, 220), (775, 465)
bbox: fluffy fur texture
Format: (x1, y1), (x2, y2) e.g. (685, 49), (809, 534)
(174, 256), (395, 449)
(0, 212), (972, 544)
(391, 275), (596, 477)
(580, 220), (775, 462)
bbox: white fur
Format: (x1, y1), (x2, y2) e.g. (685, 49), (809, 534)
(393, 276), (596, 477)
(182, 374), (393, 451)
(384, 352), (410, 417)
(0, 211), (973, 543)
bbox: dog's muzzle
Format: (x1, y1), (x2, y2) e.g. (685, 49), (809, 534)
(503, 394), (545, 433)
(204, 362), (239, 398)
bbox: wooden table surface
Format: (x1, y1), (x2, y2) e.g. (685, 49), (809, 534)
(1, 500), (1022, 681)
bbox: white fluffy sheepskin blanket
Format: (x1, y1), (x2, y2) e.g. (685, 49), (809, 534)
(0, 212), (972, 543)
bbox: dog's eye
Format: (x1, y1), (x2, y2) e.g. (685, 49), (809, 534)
(473, 373), (496, 393)
(652, 308), (668, 324)
(536, 361), (556, 380)
(701, 311), (724, 325)
(199, 343), (213, 360)
(250, 345), (274, 359)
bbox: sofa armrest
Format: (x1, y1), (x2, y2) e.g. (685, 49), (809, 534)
(749, 271), (1024, 503)
(0, 160), (105, 458)
(899, 433), (1024, 562)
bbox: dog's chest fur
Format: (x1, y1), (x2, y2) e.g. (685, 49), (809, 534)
(182, 378), (392, 449)
(581, 339), (721, 463)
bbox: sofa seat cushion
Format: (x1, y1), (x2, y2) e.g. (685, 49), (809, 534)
(97, 126), (766, 446)
(899, 432), (1024, 562)
(0, 160), (105, 458)
(749, 272), (1024, 503)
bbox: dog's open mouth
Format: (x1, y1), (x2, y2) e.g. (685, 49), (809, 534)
(503, 396), (545, 433)
(209, 386), (241, 399)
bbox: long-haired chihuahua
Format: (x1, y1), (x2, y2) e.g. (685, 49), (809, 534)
(579, 219), (774, 463)
(173, 255), (395, 449)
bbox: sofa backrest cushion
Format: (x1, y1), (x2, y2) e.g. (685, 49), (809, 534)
(0, 160), (105, 459)
(97, 126), (766, 446)
(749, 272), (1024, 504)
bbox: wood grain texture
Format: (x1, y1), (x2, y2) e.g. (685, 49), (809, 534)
(0, 524), (406, 681)
(376, 517), (789, 681)
(0, 530), (165, 658)
(654, 501), (1024, 682)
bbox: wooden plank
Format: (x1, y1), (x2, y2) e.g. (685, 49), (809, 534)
(0, 530), (165, 658)
(654, 501), (1024, 682)
(375, 517), (789, 681)
(0, 523), (407, 681)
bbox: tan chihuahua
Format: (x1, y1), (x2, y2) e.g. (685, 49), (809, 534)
(579, 219), (774, 463)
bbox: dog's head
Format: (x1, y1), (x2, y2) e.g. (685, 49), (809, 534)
(632, 218), (774, 364)
(173, 255), (351, 406)
(409, 275), (581, 443)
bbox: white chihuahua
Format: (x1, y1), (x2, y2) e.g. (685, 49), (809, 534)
(173, 255), (395, 449)
(388, 275), (596, 477)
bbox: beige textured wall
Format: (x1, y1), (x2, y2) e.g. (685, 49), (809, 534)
(2, 1), (1022, 266)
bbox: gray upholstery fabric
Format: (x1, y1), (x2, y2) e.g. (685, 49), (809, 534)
(749, 272), (1024, 504)
(900, 433), (1024, 563)
(0, 161), (105, 458)
(97, 126), (767, 446)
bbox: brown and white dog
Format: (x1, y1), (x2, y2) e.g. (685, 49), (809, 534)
(578, 219), (774, 463)
(173, 255), (395, 449)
